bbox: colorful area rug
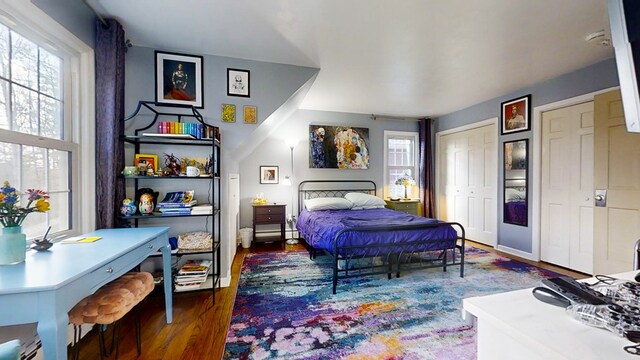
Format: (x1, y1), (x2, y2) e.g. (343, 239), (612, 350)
(224, 247), (559, 359)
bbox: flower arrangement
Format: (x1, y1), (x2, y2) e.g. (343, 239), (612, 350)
(0, 181), (50, 227)
(395, 174), (416, 199)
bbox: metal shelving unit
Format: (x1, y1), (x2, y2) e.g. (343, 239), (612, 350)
(119, 101), (221, 302)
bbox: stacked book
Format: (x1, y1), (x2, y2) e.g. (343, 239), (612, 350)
(191, 204), (214, 215)
(158, 190), (197, 215)
(174, 259), (212, 292)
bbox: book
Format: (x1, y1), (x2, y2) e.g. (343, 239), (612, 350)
(158, 191), (197, 208)
(61, 236), (102, 244)
(177, 259), (212, 275)
(191, 204), (213, 215)
(159, 208), (192, 215)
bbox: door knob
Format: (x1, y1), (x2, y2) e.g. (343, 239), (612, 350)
(595, 195), (604, 201)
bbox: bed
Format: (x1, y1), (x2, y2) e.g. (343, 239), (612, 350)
(296, 180), (465, 294)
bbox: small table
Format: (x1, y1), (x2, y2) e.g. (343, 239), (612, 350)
(0, 227), (173, 360)
(462, 271), (638, 359)
(252, 204), (286, 244)
(385, 199), (420, 215)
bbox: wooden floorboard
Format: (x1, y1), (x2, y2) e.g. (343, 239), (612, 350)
(68, 240), (586, 359)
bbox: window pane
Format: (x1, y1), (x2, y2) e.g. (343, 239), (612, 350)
(0, 142), (20, 185)
(11, 83), (38, 135)
(39, 49), (62, 99)
(388, 138), (413, 167)
(48, 149), (68, 192)
(21, 145), (46, 190)
(0, 79), (8, 130)
(40, 95), (62, 139)
(20, 209), (47, 240)
(47, 191), (70, 234)
(10, 31), (38, 89)
(0, 24), (8, 80)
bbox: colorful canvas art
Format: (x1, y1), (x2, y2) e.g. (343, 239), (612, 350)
(309, 125), (370, 169)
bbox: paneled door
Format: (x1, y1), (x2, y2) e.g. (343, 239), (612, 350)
(439, 124), (497, 246)
(594, 90), (640, 274)
(540, 102), (594, 274)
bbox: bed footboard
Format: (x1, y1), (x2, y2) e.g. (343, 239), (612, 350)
(330, 222), (465, 294)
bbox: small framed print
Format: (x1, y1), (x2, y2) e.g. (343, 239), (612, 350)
(155, 51), (204, 108)
(134, 154), (158, 172)
(259, 165), (278, 184)
(221, 104), (236, 122)
(244, 105), (257, 124)
(227, 68), (250, 97)
(501, 95), (531, 135)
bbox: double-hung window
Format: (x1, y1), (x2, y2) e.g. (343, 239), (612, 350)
(383, 131), (419, 199)
(0, 3), (95, 240)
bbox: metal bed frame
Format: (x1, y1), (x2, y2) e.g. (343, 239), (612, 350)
(298, 180), (465, 294)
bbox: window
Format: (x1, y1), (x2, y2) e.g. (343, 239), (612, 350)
(0, 3), (95, 240)
(384, 131), (419, 199)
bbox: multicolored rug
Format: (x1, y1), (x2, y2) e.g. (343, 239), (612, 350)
(224, 247), (560, 359)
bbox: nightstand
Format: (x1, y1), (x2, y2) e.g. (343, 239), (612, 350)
(252, 204), (286, 244)
(385, 199), (420, 215)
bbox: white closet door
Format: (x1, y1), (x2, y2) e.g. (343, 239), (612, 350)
(541, 102), (594, 274)
(439, 124), (496, 246)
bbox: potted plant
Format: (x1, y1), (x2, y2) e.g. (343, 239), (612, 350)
(395, 174), (416, 200)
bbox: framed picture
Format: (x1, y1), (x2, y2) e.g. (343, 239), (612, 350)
(503, 139), (528, 227)
(221, 104), (236, 122)
(134, 154), (159, 172)
(244, 105), (257, 124)
(227, 68), (250, 97)
(501, 95), (531, 135)
(309, 125), (370, 169)
(259, 165), (279, 184)
(155, 51), (204, 108)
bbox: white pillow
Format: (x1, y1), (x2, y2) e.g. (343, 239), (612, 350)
(505, 188), (525, 201)
(344, 193), (386, 209)
(304, 197), (353, 211)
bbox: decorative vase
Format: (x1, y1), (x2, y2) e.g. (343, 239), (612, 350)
(0, 226), (27, 265)
(404, 185), (409, 199)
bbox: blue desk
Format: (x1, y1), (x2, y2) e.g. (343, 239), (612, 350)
(0, 227), (173, 360)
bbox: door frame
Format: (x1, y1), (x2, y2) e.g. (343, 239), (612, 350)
(532, 87), (618, 262)
(435, 117), (498, 246)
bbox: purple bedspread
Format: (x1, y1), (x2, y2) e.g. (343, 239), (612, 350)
(297, 208), (457, 256)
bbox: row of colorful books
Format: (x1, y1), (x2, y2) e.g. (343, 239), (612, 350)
(174, 259), (212, 292)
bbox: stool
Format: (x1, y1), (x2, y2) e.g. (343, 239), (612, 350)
(69, 272), (154, 360)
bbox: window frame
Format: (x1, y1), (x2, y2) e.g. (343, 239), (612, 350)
(0, 1), (95, 238)
(383, 130), (419, 199)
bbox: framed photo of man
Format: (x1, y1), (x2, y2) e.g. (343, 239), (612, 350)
(155, 51), (204, 108)
(500, 95), (531, 135)
(259, 165), (278, 184)
(227, 68), (250, 97)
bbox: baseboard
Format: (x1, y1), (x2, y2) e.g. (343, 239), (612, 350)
(220, 275), (231, 288)
(495, 245), (536, 261)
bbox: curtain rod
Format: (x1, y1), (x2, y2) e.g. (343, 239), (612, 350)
(370, 114), (423, 122)
(84, 0), (108, 28)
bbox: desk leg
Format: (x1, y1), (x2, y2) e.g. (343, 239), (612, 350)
(37, 306), (68, 360)
(160, 244), (173, 324)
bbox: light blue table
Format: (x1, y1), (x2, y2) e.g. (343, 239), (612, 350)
(0, 227), (173, 360)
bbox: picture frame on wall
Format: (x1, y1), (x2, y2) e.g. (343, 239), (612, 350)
(259, 165), (279, 184)
(244, 105), (257, 124)
(155, 51), (204, 108)
(221, 104), (236, 123)
(227, 68), (250, 97)
(134, 153), (159, 173)
(500, 95), (531, 135)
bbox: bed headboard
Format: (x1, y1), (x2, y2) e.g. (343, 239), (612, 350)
(298, 180), (377, 215)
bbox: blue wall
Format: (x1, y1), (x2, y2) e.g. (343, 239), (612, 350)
(435, 58), (619, 254)
(32, 0), (95, 48)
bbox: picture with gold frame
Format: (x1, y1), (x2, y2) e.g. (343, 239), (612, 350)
(244, 105), (257, 124)
(134, 154), (158, 172)
(221, 104), (236, 123)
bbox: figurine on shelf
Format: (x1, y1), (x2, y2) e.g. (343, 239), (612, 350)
(163, 153), (181, 176)
(120, 198), (137, 216)
(139, 193), (154, 215)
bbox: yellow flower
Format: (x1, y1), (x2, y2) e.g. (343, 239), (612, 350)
(35, 199), (50, 212)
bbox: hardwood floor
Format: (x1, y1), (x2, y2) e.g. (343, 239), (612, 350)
(69, 240), (586, 359)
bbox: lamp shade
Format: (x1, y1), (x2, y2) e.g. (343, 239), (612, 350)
(285, 138), (298, 149)
(282, 176), (292, 186)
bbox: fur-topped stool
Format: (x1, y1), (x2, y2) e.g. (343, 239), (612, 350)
(69, 272), (154, 360)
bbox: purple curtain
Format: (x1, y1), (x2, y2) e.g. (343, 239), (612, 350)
(419, 118), (436, 218)
(95, 19), (125, 229)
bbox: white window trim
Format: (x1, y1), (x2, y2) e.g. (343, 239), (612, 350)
(0, 0), (96, 234)
(383, 130), (419, 199)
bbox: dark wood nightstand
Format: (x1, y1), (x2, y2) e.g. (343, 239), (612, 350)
(385, 199), (420, 215)
(252, 204), (286, 244)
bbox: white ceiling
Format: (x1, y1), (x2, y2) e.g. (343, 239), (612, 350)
(94, 0), (613, 118)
